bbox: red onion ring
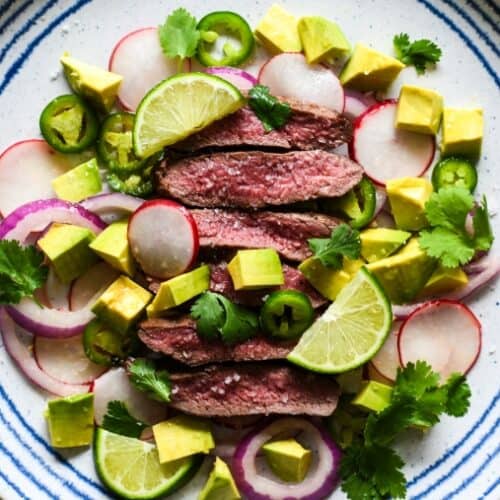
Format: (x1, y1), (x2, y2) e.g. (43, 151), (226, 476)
(81, 193), (144, 224)
(205, 67), (257, 91)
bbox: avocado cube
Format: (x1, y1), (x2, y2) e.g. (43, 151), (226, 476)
(255, 4), (302, 54)
(340, 43), (405, 91)
(45, 393), (94, 447)
(60, 54), (123, 112)
(386, 177), (433, 231)
(147, 265), (210, 318)
(38, 223), (97, 284)
(152, 415), (214, 464)
(91, 276), (152, 333)
(419, 264), (468, 298)
(366, 238), (437, 304)
(298, 16), (351, 64)
(396, 85), (443, 135)
(89, 219), (134, 276)
(52, 158), (102, 203)
(199, 457), (241, 500)
(441, 107), (483, 159)
(352, 380), (393, 413)
(360, 228), (411, 263)
(227, 249), (284, 290)
(262, 438), (312, 483)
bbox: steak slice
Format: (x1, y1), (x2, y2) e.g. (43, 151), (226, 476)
(175, 98), (352, 152)
(156, 150), (363, 208)
(139, 317), (295, 366)
(192, 209), (340, 262)
(169, 363), (339, 416)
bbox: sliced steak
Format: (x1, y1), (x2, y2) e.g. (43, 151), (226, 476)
(169, 363), (339, 416)
(139, 317), (295, 366)
(175, 98), (352, 152)
(192, 209), (340, 262)
(156, 150), (363, 208)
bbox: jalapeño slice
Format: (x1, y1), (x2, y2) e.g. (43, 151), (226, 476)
(431, 157), (477, 192)
(39, 94), (99, 153)
(83, 319), (130, 366)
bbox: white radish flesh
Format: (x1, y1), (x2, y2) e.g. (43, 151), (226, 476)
(398, 300), (481, 379)
(371, 321), (402, 382)
(109, 27), (190, 111)
(45, 266), (70, 310)
(350, 101), (435, 185)
(92, 367), (167, 425)
(128, 199), (199, 279)
(258, 52), (344, 112)
(34, 334), (107, 385)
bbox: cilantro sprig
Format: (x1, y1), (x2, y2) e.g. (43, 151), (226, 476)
(129, 358), (172, 403)
(394, 33), (442, 74)
(102, 400), (148, 438)
(248, 85), (292, 132)
(419, 187), (494, 267)
(340, 361), (471, 500)
(191, 291), (259, 344)
(0, 240), (48, 305)
(308, 224), (361, 269)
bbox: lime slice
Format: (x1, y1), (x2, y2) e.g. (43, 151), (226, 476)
(287, 267), (392, 373)
(94, 428), (202, 499)
(133, 72), (244, 157)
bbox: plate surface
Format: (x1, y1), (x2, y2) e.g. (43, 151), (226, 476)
(0, 0), (499, 498)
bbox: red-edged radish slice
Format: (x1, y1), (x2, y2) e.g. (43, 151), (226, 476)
(242, 43), (271, 78)
(398, 300), (481, 379)
(45, 266), (70, 310)
(34, 334), (107, 385)
(350, 100), (435, 186)
(0, 309), (90, 396)
(366, 362), (394, 385)
(128, 199), (199, 279)
(109, 27), (190, 111)
(92, 367), (167, 426)
(69, 262), (119, 311)
(344, 90), (378, 121)
(206, 67), (257, 91)
(0, 140), (89, 216)
(371, 321), (401, 382)
(258, 52), (344, 112)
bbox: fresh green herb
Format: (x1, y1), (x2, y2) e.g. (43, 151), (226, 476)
(0, 240), (48, 305)
(191, 291), (259, 344)
(393, 33), (442, 74)
(419, 187), (494, 267)
(129, 358), (171, 403)
(340, 361), (471, 500)
(101, 400), (148, 438)
(248, 85), (292, 132)
(308, 224), (361, 269)
(158, 8), (200, 70)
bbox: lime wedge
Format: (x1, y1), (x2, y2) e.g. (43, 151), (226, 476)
(133, 72), (244, 157)
(287, 267), (392, 373)
(94, 428), (202, 499)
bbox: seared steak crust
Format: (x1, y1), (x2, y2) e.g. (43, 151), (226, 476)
(169, 363), (339, 416)
(156, 150), (363, 208)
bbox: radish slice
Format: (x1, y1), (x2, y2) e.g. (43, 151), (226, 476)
(0, 140), (92, 216)
(206, 67), (257, 91)
(0, 309), (90, 396)
(109, 27), (190, 111)
(81, 193), (144, 224)
(128, 199), (199, 279)
(34, 334), (107, 385)
(371, 321), (401, 382)
(242, 43), (271, 78)
(350, 100), (435, 185)
(366, 362), (394, 385)
(45, 266), (70, 310)
(69, 262), (119, 311)
(92, 367), (167, 426)
(232, 417), (341, 500)
(344, 90), (378, 121)
(398, 300), (481, 379)
(258, 52), (345, 112)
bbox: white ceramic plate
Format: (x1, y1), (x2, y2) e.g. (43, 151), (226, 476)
(0, 0), (499, 498)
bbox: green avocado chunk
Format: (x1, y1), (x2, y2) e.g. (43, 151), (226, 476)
(199, 457), (241, 500)
(441, 107), (483, 159)
(45, 393), (94, 448)
(352, 380), (393, 413)
(418, 264), (468, 298)
(262, 438), (312, 483)
(255, 4), (302, 53)
(360, 228), (411, 263)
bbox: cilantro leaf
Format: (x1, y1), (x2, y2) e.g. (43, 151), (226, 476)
(0, 240), (48, 305)
(102, 400), (148, 438)
(424, 188), (473, 231)
(394, 33), (442, 74)
(443, 373), (471, 417)
(308, 224), (361, 269)
(190, 291), (225, 340)
(158, 8), (200, 62)
(218, 295), (259, 344)
(419, 228), (475, 267)
(129, 358), (171, 403)
(473, 196), (494, 251)
(248, 85), (292, 132)
(393, 360), (441, 400)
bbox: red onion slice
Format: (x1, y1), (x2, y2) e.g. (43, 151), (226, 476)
(0, 308), (90, 396)
(206, 67), (258, 91)
(81, 193), (144, 224)
(232, 417), (341, 500)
